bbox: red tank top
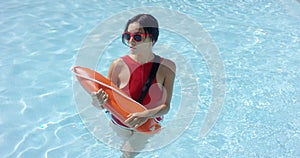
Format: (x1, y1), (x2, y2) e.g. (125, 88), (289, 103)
(111, 55), (164, 127)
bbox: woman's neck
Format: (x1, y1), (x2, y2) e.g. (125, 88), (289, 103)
(129, 51), (155, 64)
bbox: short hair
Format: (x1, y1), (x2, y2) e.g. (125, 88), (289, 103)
(122, 14), (159, 46)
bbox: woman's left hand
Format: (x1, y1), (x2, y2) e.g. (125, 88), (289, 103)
(124, 111), (150, 128)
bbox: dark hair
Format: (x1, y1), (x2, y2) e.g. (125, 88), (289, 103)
(122, 14), (159, 46)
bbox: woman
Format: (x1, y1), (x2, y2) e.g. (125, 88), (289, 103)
(91, 14), (176, 158)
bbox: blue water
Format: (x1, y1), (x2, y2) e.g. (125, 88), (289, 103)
(1, 0), (300, 157)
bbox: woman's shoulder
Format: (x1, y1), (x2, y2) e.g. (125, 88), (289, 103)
(111, 57), (126, 67)
(160, 57), (176, 74)
(108, 57), (127, 73)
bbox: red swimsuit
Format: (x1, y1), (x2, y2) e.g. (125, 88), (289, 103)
(111, 55), (164, 127)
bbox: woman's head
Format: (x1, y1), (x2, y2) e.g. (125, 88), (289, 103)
(122, 14), (159, 46)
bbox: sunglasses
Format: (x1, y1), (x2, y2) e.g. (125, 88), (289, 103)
(122, 32), (152, 42)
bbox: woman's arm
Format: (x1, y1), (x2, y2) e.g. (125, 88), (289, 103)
(91, 59), (121, 108)
(108, 58), (122, 86)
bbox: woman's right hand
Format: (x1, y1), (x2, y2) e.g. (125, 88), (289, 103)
(91, 88), (108, 110)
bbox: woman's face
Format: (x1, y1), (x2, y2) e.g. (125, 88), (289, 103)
(126, 22), (152, 54)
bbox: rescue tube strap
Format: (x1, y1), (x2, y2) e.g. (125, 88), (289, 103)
(137, 55), (160, 104)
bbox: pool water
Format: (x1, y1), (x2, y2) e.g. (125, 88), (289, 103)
(1, 0), (299, 157)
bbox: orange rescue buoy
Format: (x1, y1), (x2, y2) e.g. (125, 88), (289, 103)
(72, 66), (161, 134)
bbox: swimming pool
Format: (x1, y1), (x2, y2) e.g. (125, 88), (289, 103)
(1, 0), (299, 157)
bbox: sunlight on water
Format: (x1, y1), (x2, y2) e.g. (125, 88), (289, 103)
(1, 0), (299, 157)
